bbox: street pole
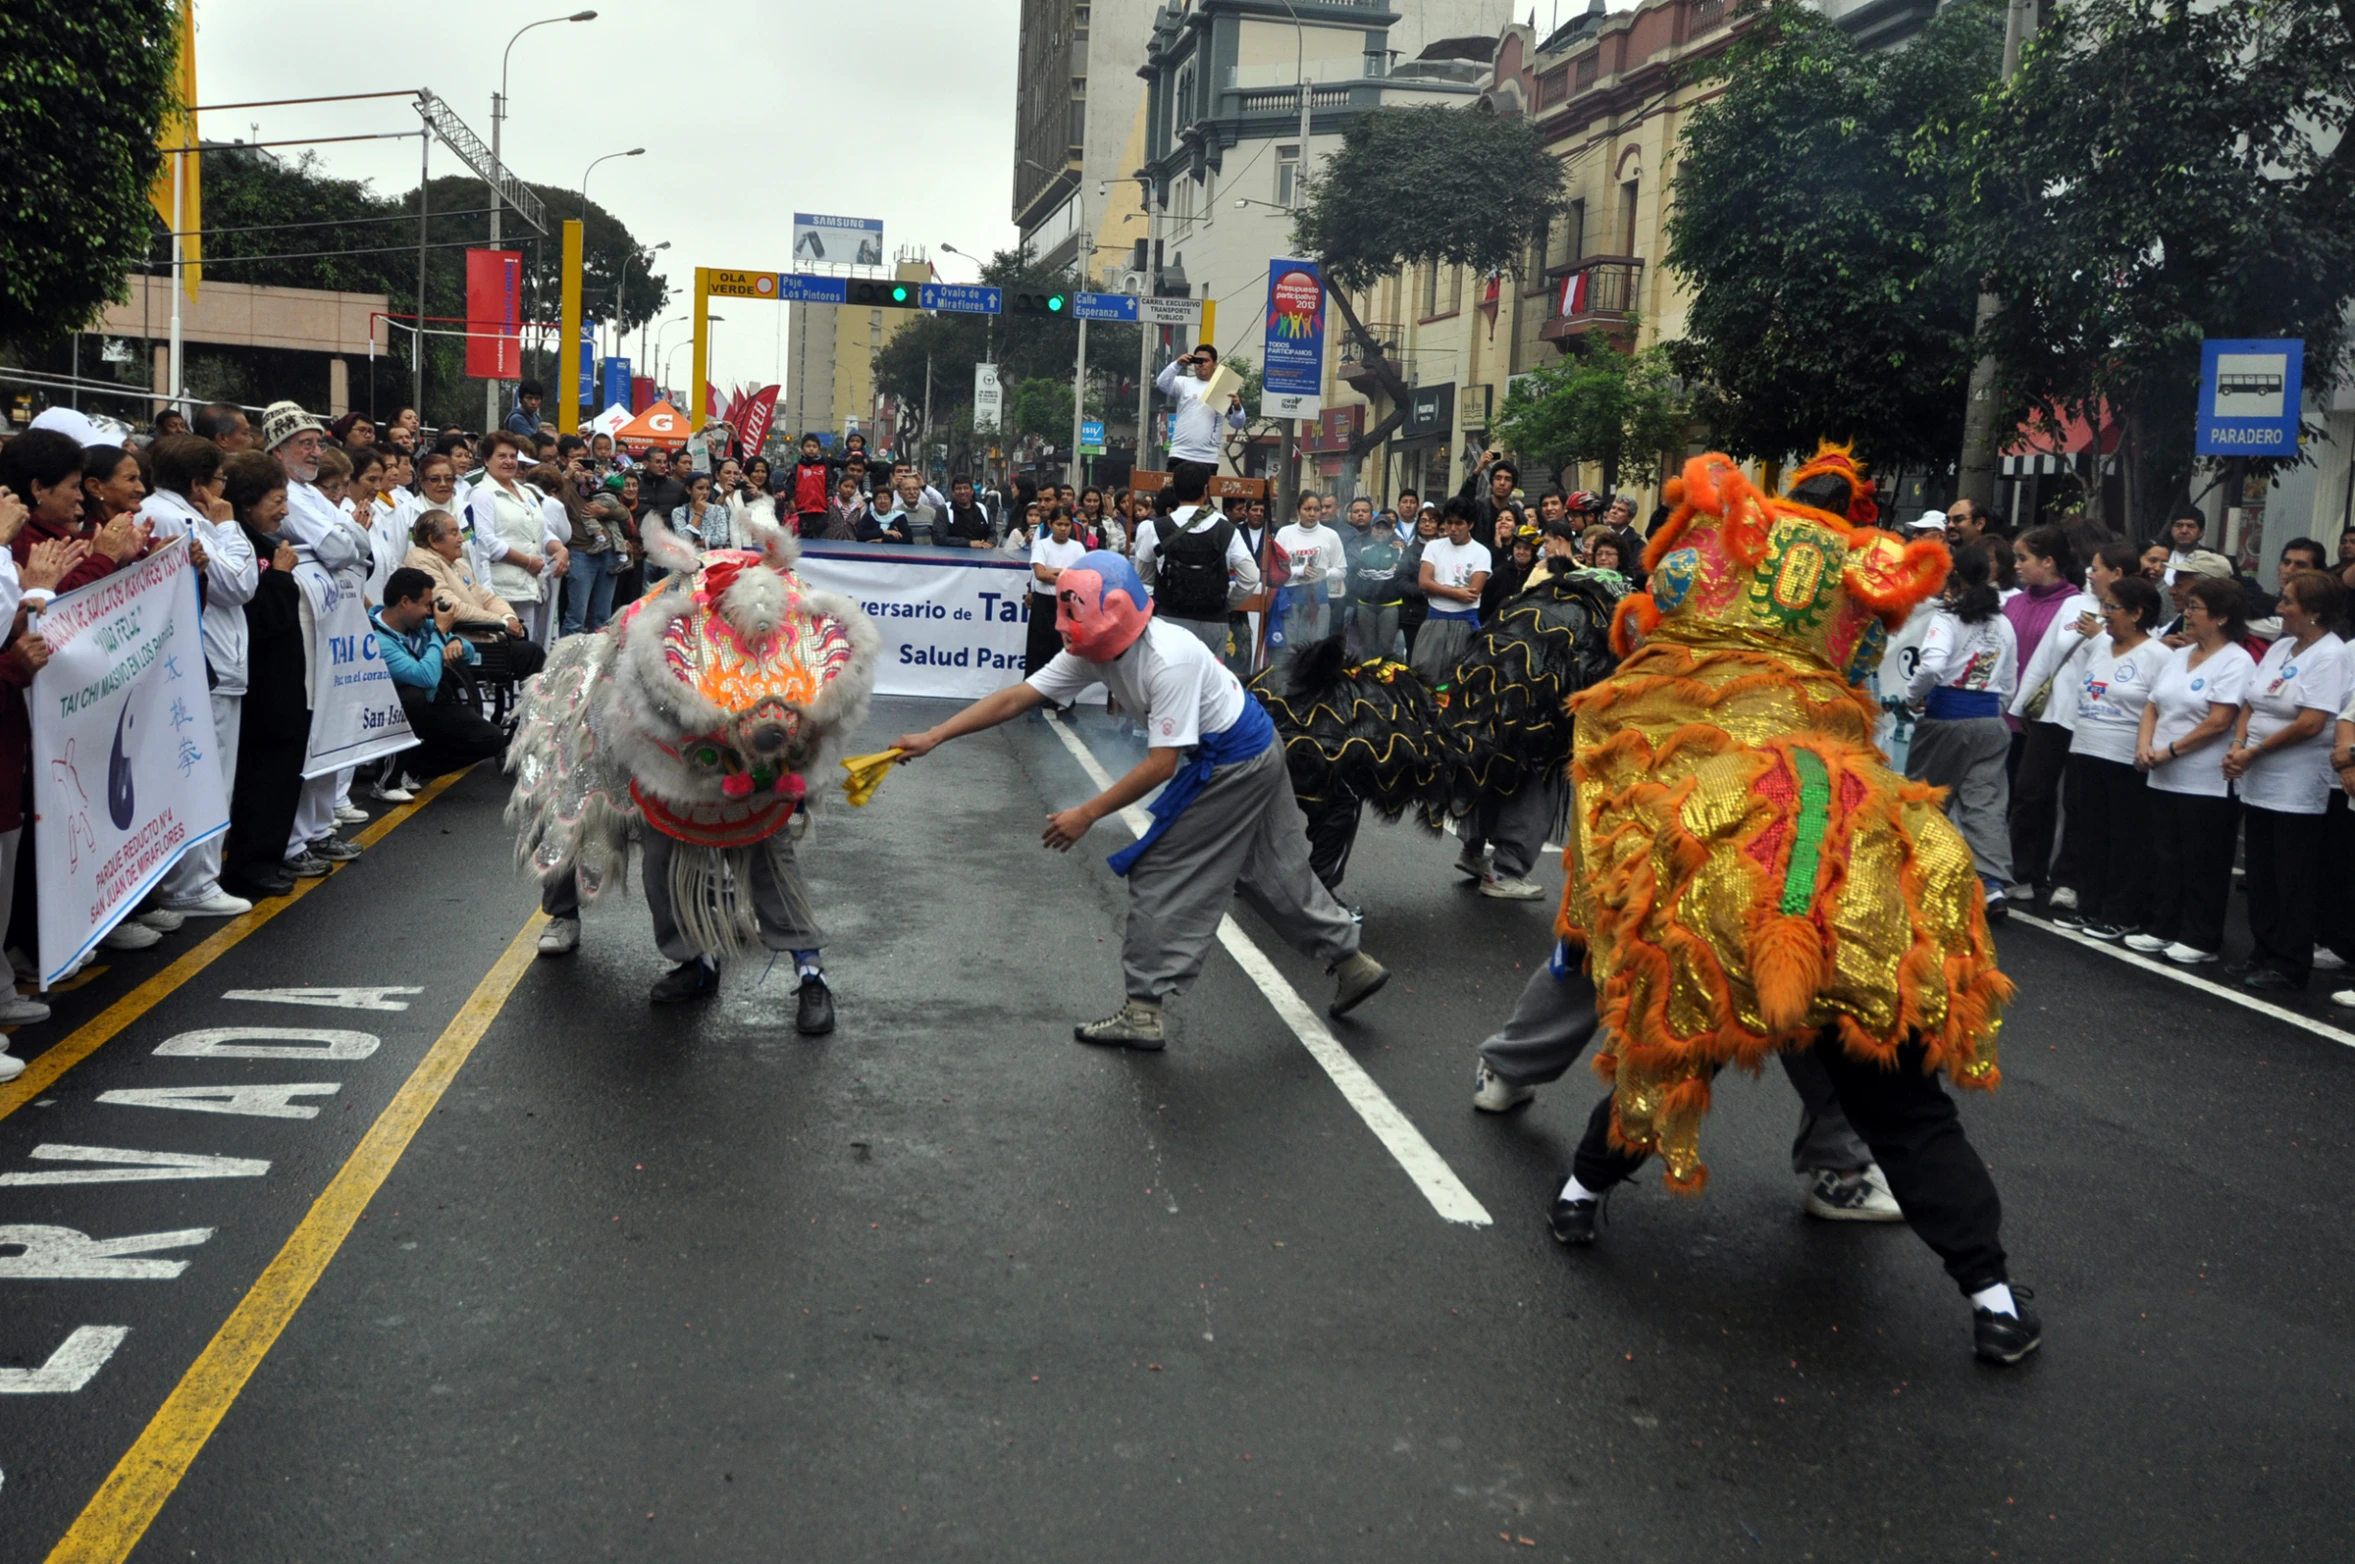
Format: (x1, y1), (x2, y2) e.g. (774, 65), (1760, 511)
(1072, 316), (1088, 489)
(923, 352), (935, 483)
(487, 85), (503, 435)
(1957, 0), (2037, 517)
(415, 127), (429, 418)
(167, 145), (185, 416)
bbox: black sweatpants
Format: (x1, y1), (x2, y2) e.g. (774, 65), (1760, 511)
(2320, 792), (2355, 964)
(1301, 790), (1364, 895)
(1570, 1034), (2009, 1294)
(1023, 592), (1062, 678)
(394, 678), (508, 779)
(223, 723), (308, 891)
(2063, 751), (2152, 926)
(2144, 787), (2239, 954)
(2008, 719), (2072, 889)
(2243, 803), (2324, 984)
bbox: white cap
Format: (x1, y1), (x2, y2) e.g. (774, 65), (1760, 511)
(28, 407), (111, 448)
(1910, 509), (1947, 532)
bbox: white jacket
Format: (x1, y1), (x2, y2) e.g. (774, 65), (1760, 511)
(137, 489), (259, 695)
(2008, 589), (2102, 727)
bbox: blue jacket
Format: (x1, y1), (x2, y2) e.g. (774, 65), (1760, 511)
(371, 605), (480, 691)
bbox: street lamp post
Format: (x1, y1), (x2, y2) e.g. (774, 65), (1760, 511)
(649, 312), (688, 392)
(490, 9), (598, 431)
(616, 240), (668, 368)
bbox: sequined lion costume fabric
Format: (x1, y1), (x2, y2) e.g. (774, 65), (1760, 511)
(1563, 447), (2011, 1190)
(506, 502), (880, 952)
(1249, 634), (1451, 828)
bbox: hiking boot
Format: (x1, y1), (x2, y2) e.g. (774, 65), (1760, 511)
(1074, 998), (1165, 1050)
(650, 956), (719, 1004)
(1328, 952), (1390, 1016)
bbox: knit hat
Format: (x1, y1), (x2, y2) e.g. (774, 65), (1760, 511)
(261, 400), (328, 452)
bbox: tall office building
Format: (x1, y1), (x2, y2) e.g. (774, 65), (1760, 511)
(1014, 0), (1158, 284)
(778, 258), (933, 452)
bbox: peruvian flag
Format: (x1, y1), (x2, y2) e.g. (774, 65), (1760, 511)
(738, 385), (781, 458)
(1561, 270), (1590, 317)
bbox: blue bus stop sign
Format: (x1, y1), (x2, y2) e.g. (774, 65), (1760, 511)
(2197, 338), (2303, 458)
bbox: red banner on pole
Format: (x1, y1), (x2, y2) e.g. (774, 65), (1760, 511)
(737, 385), (780, 458)
(630, 376), (654, 414)
(465, 249), (523, 379)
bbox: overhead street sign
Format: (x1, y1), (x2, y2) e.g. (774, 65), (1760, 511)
(707, 269), (781, 300)
(1073, 292), (1140, 323)
(921, 283), (1003, 316)
(778, 274), (848, 304)
(2197, 337), (2303, 457)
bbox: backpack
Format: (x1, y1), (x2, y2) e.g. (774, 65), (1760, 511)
(1154, 513), (1236, 620)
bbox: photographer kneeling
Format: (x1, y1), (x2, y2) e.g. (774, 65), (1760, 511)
(371, 567), (509, 779)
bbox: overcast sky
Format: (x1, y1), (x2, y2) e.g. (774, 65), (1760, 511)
(193, 0), (1025, 394)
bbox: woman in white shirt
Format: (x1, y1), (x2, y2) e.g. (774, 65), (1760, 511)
(2009, 538), (2136, 908)
(464, 432), (562, 644)
(2222, 569), (2351, 990)
(1026, 506), (1086, 678)
(1903, 543), (2018, 912)
(2127, 575), (2255, 963)
(2047, 576), (2161, 941)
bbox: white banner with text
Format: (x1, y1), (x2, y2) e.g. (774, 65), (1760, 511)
(793, 543), (1101, 702)
(294, 563), (417, 779)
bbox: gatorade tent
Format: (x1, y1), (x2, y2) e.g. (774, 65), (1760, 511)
(614, 400), (690, 450)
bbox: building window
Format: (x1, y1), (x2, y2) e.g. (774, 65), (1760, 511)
(1620, 179), (1640, 257)
(1203, 163), (1217, 207)
(1575, 53), (1599, 90)
(1421, 264), (1438, 319)
(1276, 144), (1300, 206)
(1537, 68), (1567, 109)
(1568, 199), (1586, 262)
(1446, 264), (1463, 314)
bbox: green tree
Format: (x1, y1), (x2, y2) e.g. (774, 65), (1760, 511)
(1291, 106), (1569, 449)
(0, 0), (177, 341)
(1662, 0), (2000, 471)
(1010, 376), (1074, 443)
(1957, 0), (2355, 534)
(1495, 339), (1690, 496)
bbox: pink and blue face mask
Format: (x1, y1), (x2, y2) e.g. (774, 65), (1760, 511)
(1056, 550), (1154, 661)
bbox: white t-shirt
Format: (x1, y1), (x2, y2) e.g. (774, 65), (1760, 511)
(1029, 618), (1247, 750)
(1029, 533), (1087, 596)
(2146, 641), (2256, 798)
(1274, 522), (1347, 602)
(1905, 611), (2018, 703)
(2068, 634), (2160, 765)
(1417, 536), (1492, 616)
(2237, 632), (2350, 814)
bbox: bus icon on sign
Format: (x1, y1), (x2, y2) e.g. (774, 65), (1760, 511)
(2216, 353), (2289, 416)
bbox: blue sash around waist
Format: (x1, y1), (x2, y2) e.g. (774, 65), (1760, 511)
(1106, 696), (1278, 877)
(1923, 686), (2002, 721)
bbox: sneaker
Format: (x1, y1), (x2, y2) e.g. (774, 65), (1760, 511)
(2315, 946), (2348, 973)
(1451, 845), (1487, 880)
(133, 907), (185, 933)
(2332, 989), (2355, 1010)
(1473, 1059), (1536, 1113)
(369, 779), (415, 803)
(649, 956), (719, 1004)
(309, 837), (364, 864)
(1973, 1289), (2042, 1365)
(2123, 933), (2170, 954)
(2046, 886), (2078, 911)
(1804, 1166), (1905, 1222)
(0, 1052), (20, 1083)
(1074, 997), (1165, 1050)
(2048, 910), (2087, 932)
(2164, 943), (2217, 965)
(0, 995), (50, 1026)
(1480, 872), (1545, 901)
(536, 917), (580, 958)
(167, 888), (253, 918)
(1328, 951), (1390, 1016)
(2242, 966), (2299, 992)
(99, 921), (161, 952)
(795, 973), (836, 1036)
(2080, 921), (2125, 942)
(333, 803), (370, 825)
(1547, 1194), (1602, 1246)
(285, 854), (330, 880)
(225, 871), (296, 900)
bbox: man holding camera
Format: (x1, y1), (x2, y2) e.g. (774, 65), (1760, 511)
(371, 567), (509, 780)
(1156, 344), (1245, 484)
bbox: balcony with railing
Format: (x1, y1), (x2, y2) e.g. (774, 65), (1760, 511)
(1540, 256), (1643, 349)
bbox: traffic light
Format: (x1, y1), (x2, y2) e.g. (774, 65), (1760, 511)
(849, 279), (917, 307)
(1009, 289), (1067, 317)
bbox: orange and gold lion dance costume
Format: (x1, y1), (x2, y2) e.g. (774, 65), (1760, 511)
(1561, 447), (2011, 1191)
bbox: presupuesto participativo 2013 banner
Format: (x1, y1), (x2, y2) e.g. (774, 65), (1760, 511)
(30, 540), (226, 988)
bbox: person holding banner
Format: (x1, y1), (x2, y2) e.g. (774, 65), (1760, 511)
(889, 551), (1389, 1050)
(215, 452), (310, 903)
(139, 435), (259, 919)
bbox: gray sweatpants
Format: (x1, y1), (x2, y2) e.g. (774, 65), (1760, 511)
(542, 831), (823, 963)
(1477, 949), (1872, 1173)
(1410, 614), (1476, 686)
(1347, 603), (1401, 662)
(1904, 714), (2014, 888)
(1122, 742), (1360, 1000)
(1164, 616), (1230, 661)
(1464, 776), (1560, 880)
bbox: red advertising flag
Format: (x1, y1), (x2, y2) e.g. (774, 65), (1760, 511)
(465, 249), (523, 379)
(630, 376), (654, 414)
(720, 386), (748, 434)
(738, 385), (780, 457)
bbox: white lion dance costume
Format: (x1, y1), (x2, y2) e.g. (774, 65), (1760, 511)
(506, 502), (879, 1020)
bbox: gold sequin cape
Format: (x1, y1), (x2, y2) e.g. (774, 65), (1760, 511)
(1560, 451), (2011, 1191)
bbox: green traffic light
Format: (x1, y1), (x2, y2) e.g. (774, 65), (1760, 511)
(891, 285), (909, 303)
(1046, 294), (1065, 312)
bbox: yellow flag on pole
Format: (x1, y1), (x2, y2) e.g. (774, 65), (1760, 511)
(148, 0), (201, 299)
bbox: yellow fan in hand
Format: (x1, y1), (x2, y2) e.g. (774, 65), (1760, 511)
(839, 749), (904, 807)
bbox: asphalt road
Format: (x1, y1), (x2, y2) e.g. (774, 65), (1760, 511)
(0, 693), (2350, 1562)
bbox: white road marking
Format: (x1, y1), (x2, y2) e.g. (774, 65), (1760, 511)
(2009, 910), (2355, 1052)
(0, 1224), (213, 1280)
(0, 1146), (271, 1187)
(0, 1326), (129, 1393)
(1044, 713), (1494, 1227)
(98, 1084), (342, 1120)
(221, 987), (422, 1012)
(152, 1027), (381, 1061)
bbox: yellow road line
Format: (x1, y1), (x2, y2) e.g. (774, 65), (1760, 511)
(45, 909), (547, 1564)
(0, 769), (467, 1123)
